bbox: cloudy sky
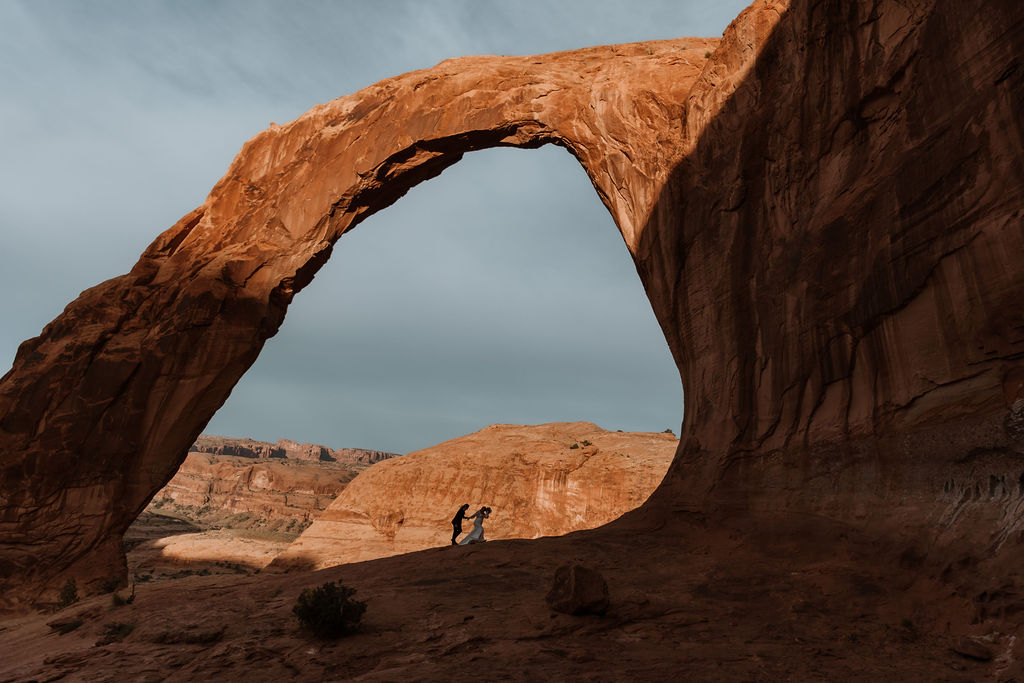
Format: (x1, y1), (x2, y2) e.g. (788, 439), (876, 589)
(0, 0), (748, 454)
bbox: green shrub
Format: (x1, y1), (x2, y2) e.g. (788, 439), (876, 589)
(57, 579), (79, 609)
(569, 443), (579, 450)
(581, 440), (592, 447)
(705, 51), (712, 58)
(293, 581), (366, 638)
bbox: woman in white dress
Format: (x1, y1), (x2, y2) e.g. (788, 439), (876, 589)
(458, 506), (491, 545)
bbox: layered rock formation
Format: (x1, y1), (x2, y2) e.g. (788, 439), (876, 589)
(148, 452), (358, 525)
(191, 435), (282, 460)
(0, 0), (1022, 612)
(191, 434), (397, 464)
(273, 423), (676, 569)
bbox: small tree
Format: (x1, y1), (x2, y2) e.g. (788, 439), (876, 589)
(293, 581), (366, 638)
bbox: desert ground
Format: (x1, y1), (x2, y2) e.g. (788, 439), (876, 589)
(1, 506), (1016, 682)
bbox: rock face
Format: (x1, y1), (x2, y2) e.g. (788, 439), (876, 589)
(149, 452), (359, 525)
(273, 423), (676, 569)
(191, 435), (398, 464)
(0, 0), (1022, 609)
(191, 435), (284, 460)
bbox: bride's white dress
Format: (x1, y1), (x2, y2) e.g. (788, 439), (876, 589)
(458, 511), (488, 545)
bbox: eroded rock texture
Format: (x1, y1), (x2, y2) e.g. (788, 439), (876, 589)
(645, 0), (1024, 546)
(0, 0), (1021, 609)
(148, 452), (358, 526)
(272, 423), (676, 569)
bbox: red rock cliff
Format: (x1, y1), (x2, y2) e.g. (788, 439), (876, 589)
(0, 0), (1021, 609)
(150, 452), (358, 524)
(273, 423), (677, 569)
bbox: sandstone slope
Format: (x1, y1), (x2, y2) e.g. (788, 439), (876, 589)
(274, 423), (676, 569)
(4, 517), (1020, 681)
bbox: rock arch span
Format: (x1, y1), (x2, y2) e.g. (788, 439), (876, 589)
(0, 37), (719, 606)
(2, 0), (1023, 610)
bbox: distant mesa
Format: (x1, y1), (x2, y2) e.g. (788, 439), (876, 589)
(190, 434), (400, 464)
(125, 437), (387, 578)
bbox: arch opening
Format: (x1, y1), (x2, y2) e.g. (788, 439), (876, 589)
(129, 145), (683, 577)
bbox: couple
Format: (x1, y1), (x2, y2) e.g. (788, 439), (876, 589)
(451, 504), (491, 545)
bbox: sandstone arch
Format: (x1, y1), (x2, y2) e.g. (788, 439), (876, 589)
(0, 36), (720, 607)
(2, 0), (1023, 611)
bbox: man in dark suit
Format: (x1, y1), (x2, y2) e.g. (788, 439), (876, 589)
(451, 503), (470, 545)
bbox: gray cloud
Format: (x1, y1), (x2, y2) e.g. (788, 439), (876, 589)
(0, 0), (748, 453)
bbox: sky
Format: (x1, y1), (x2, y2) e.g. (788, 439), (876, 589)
(0, 0), (749, 454)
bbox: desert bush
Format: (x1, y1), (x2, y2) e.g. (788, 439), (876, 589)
(57, 579), (79, 609)
(569, 443), (580, 450)
(580, 440), (592, 447)
(293, 581), (366, 638)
